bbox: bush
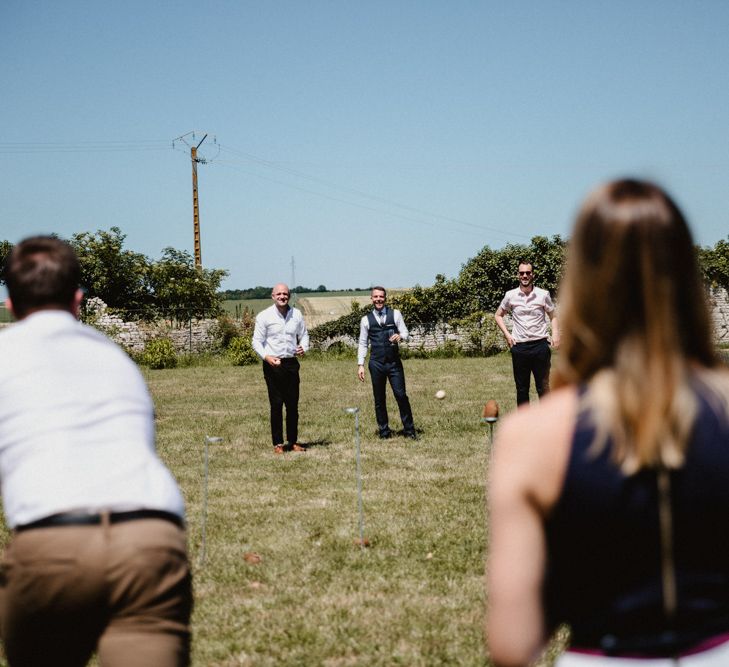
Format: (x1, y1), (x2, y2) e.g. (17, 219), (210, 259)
(211, 315), (243, 350)
(306, 340), (357, 360)
(138, 338), (178, 369)
(228, 336), (259, 366)
(451, 311), (505, 356)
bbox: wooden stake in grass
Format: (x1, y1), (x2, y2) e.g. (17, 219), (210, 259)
(344, 407), (368, 550)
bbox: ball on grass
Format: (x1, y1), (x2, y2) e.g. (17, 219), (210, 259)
(435, 390), (446, 400)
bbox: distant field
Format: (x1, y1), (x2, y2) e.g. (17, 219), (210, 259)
(297, 294), (371, 327)
(223, 291), (373, 326)
(222, 298), (272, 317)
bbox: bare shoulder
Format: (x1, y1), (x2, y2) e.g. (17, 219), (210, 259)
(491, 387), (579, 512)
(498, 388), (578, 441)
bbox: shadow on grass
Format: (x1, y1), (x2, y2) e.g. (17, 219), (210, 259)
(295, 438), (332, 450)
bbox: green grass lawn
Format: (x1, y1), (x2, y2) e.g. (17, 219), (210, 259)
(0, 353), (559, 667)
(147, 354), (526, 666)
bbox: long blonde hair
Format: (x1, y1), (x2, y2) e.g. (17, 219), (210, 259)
(554, 179), (728, 472)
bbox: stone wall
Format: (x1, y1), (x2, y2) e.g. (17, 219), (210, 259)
(83, 298), (219, 353)
(709, 287), (729, 344)
(319, 320), (504, 354)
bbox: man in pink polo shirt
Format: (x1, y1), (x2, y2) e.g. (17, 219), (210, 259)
(495, 260), (560, 406)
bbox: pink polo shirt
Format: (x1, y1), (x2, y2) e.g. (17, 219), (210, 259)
(498, 286), (555, 343)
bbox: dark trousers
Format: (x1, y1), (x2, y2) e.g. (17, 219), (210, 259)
(368, 358), (415, 435)
(511, 338), (551, 405)
(262, 358), (300, 445)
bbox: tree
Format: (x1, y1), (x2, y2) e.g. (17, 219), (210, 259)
(698, 238), (729, 293)
(457, 235), (566, 313)
(70, 227), (153, 318)
(148, 247), (227, 319)
(0, 240), (13, 286)
(392, 274), (464, 325)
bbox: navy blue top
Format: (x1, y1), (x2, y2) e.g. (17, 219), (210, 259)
(366, 309), (400, 363)
(544, 386), (729, 657)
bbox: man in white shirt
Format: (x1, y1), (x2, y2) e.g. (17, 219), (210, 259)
(0, 236), (192, 667)
(495, 260), (560, 406)
(357, 286), (417, 439)
(252, 283), (309, 454)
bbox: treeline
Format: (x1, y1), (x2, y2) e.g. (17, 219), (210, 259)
(220, 285), (329, 300)
(0, 228), (227, 321)
(3, 231), (728, 329)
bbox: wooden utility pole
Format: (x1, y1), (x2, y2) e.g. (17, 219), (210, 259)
(191, 134), (208, 269)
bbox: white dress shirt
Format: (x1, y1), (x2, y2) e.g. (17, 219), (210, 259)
(252, 304), (310, 360)
(0, 311), (185, 528)
(357, 307), (409, 365)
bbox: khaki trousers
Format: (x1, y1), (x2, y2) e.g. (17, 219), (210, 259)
(0, 517), (192, 667)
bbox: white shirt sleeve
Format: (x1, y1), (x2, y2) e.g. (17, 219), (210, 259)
(357, 315), (370, 365)
(394, 310), (409, 342)
(297, 312), (310, 352)
(252, 314), (267, 359)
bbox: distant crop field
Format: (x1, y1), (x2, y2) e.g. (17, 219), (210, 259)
(300, 290), (371, 298)
(222, 291), (374, 326)
(297, 294), (371, 327)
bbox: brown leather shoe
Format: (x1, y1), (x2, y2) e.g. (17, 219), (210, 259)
(273, 445), (284, 454)
(291, 443), (306, 452)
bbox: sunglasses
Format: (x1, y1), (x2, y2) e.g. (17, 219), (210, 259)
(518, 271), (532, 276)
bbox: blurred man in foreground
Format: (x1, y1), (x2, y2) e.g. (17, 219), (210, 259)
(0, 236), (192, 667)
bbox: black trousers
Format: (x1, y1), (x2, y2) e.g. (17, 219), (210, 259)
(511, 338), (551, 405)
(368, 358), (415, 435)
(262, 358), (300, 446)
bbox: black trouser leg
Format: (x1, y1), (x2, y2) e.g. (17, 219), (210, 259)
(511, 339), (550, 405)
(263, 359), (300, 446)
(281, 359), (300, 444)
(388, 361), (415, 433)
(263, 363), (285, 445)
(532, 339), (551, 398)
(368, 359), (390, 434)
(511, 344), (531, 405)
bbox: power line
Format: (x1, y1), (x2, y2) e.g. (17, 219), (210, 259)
(216, 143), (531, 241)
(214, 155), (529, 242)
(0, 140), (170, 154)
(2, 135), (533, 242)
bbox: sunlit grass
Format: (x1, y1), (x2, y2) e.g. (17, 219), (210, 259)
(148, 355), (521, 666)
(0, 353), (554, 667)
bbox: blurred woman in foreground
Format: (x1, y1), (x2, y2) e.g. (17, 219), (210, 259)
(486, 179), (729, 666)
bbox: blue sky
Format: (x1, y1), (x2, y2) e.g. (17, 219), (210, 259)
(2, 1), (728, 291)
